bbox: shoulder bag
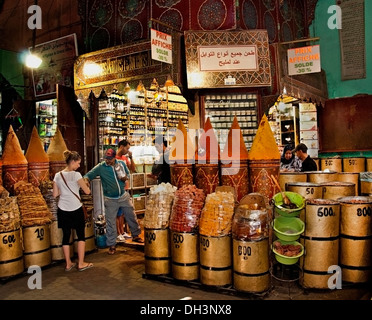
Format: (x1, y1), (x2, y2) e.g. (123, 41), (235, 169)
(60, 171), (90, 222)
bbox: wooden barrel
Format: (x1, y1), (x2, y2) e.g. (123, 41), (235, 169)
(366, 158), (372, 172)
(248, 159), (280, 203)
(28, 162), (50, 188)
(0, 228), (24, 278)
(343, 157), (366, 173)
(170, 163), (194, 190)
(194, 163), (220, 195)
(3, 164), (28, 195)
(221, 161), (249, 202)
(299, 199), (340, 289)
(320, 158), (342, 172)
(199, 234), (232, 286)
(361, 180), (372, 196)
(339, 196), (372, 283)
(73, 215), (96, 253)
(232, 238), (270, 293)
(50, 220), (74, 261)
(337, 172), (360, 196)
(23, 224), (51, 268)
(144, 228), (171, 276)
(321, 182), (355, 201)
(49, 160), (65, 180)
(279, 172), (307, 191)
(170, 231), (199, 281)
(286, 182), (323, 200)
(307, 171), (338, 184)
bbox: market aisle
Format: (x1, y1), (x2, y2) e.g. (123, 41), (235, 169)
(0, 245), (370, 301)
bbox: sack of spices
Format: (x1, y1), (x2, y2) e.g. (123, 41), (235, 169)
(199, 191), (235, 237)
(144, 183), (177, 229)
(169, 185), (206, 233)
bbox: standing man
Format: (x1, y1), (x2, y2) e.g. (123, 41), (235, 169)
(84, 148), (143, 255)
(292, 143), (318, 172)
(150, 139), (171, 184)
(116, 139), (136, 242)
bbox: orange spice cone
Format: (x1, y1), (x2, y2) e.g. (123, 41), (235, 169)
(2, 125), (28, 194)
(47, 127), (67, 179)
(26, 126), (50, 186)
(220, 117), (249, 201)
(169, 120), (195, 188)
(195, 118), (220, 195)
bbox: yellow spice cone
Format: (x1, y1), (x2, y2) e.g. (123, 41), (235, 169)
(248, 114), (280, 160)
(25, 126), (49, 163)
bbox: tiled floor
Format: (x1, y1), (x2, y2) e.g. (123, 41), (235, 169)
(0, 243), (370, 301)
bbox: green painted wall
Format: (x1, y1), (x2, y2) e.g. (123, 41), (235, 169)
(310, 0), (372, 98)
(0, 49), (24, 98)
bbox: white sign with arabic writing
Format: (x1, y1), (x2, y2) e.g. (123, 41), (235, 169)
(198, 45), (258, 72)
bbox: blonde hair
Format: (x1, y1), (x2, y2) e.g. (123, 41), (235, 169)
(63, 150), (81, 164)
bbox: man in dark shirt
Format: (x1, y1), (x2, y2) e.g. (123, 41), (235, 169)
(151, 140), (171, 184)
(293, 143), (318, 172)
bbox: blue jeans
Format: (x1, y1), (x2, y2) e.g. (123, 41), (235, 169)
(104, 192), (141, 247)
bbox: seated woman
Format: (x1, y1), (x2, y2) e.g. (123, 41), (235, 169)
(280, 144), (302, 172)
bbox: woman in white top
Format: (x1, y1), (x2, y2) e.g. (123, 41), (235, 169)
(53, 150), (93, 272)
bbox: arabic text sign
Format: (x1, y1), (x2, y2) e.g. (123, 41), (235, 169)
(198, 45), (258, 71)
(287, 45), (321, 76)
(151, 28), (172, 64)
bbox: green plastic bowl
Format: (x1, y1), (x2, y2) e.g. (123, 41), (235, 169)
(272, 239), (304, 265)
(273, 192), (305, 217)
(273, 216), (305, 241)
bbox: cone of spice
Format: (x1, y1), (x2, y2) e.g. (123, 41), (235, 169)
(26, 126), (50, 187)
(194, 118), (220, 195)
(220, 117), (249, 202)
(2, 125), (28, 195)
(248, 114), (280, 207)
(169, 120), (195, 189)
(47, 128), (67, 179)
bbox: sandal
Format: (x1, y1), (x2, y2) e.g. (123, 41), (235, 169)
(108, 246), (116, 255)
(77, 263), (93, 272)
(65, 263), (76, 272)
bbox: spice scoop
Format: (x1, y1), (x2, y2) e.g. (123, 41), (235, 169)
(271, 175), (296, 208)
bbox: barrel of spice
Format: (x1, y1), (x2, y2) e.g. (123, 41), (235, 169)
(307, 171), (338, 184)
(321, 181), (355, 200)
(47, 128), (68, 180)
(360, 172), (372, 196)
(320, 157), (342, 172)
(0, 188), (24, 279)
(299, 199), (340, 289)
(337, 172), (360, 196)
(169, 185), (205, 281)
(169, 120), (195, 189)
(199, 191), (235, 286)
(278, 172), (307, 191)
(220, 116), (249, 202)
(248, 114), (281, 211)
(343, 157), (366, 173)
(144, 183), (177, 276)
(194, 118), (220, 195)
(25, 126), (50, 188)
(338, 196), (372, 283)
(232, 198), (270, 293)
(2, 125), (28, 195)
